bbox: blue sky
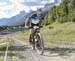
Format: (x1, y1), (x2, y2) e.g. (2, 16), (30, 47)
(0, 0), (9, 2)
(0, 0), (55, 19)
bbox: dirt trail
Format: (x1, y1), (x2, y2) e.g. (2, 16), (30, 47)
(0, 31), (75, 61)
(8, 38), (75, 61)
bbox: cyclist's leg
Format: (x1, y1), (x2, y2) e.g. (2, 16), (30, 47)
(29, 29), (33, 44)
(29, 23), (33, 44)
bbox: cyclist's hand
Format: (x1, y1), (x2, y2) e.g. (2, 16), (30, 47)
(25, 26), (29, 29)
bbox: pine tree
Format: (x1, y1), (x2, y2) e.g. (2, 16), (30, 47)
(44, 0), (75, 25)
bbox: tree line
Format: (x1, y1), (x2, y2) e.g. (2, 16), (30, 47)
(44, 0), (75, 25)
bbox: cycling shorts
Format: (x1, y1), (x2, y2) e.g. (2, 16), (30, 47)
(29, 23), (39, 29)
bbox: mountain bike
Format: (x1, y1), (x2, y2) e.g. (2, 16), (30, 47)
(31, 26), (44, 55)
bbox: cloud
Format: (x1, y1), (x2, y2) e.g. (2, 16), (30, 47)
(9, 0), (25, 3)
(0, 0), (25, 18)
(0, 2), (8, 5)
(0, 0), (55, 19)
(41, 0), (54, 4)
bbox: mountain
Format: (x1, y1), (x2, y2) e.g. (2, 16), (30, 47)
(0, 0), (61, 27)
(0, 10), (26, 27)
(43, 0), (61, 11)
(54, 0), (61, 5)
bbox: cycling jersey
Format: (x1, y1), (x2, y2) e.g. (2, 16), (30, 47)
(29, 14), (43, 29)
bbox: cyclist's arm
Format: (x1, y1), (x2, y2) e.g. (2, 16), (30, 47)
(25, 18), (30, 28)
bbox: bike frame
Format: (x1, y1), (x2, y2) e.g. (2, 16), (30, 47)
(32, 26), (44, 55)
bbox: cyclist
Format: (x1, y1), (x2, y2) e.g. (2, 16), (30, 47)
(25, 8), (43, 44)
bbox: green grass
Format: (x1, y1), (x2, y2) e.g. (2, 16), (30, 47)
(0, 38), (11, 50)
(0, 57), (4, 61)
(16, 30), (29, 41)
(16, 22), (75, 47)
(41, 22), (75, 47)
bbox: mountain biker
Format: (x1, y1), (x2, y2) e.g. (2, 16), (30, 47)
(25, 8), (43, 44)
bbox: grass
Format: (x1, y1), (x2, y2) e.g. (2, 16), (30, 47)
(0, 43), (8, 61)
(41, 22), (75, 47)
(0, 38), (11, 51)
(10, 22), (75, 48)
(0, 57), (4, 61)
(0, 38), (19, 61)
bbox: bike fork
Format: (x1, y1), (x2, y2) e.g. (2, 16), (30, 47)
(33, 35), (38, 50)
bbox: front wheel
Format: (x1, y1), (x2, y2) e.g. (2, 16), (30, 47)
(35, 34), (44, 55)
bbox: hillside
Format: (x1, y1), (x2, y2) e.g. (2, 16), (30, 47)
(44, 0), (75, 24)
(15, 22), (75, 48)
